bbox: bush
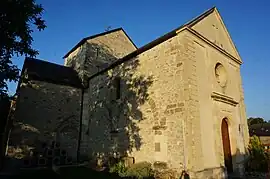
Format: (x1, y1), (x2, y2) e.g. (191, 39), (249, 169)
(109, 161), (154, 178)
(153, 161), (168, 170)
(246, 135), (269, 172)
(109, 160), (127, 177)
(154, 170), (177, 179)
(125, 162), (154, 179)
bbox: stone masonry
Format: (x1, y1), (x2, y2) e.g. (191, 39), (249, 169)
(64, 29), (137, 82)
(7, 80), (81, 162)
(7, 7), (249, 179)
(80, 32), (188, 172)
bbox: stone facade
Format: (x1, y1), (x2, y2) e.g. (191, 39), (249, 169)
(7, 80), (81, 161)
(77, 8), (249, 178)
(80, 32), (188, 171)
(6, 7), (249, 179)
(64, 29), (137, 81)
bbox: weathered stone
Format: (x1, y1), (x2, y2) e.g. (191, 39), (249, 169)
(8, 81), (81, 162)
(167, 104), (177, 109)
(160, 120), (166, 126)
(174, 108), (183, 113)
(8, 8), (249, 179)
(177, 62), (183, 67)
(177, 102), (184, 107)
(155, 130), (162, 135)
(153, 126), (167, 130)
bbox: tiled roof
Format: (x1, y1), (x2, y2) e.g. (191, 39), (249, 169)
(22, 57), (83, 88)
(87, 6), (216, 80)
(249, 123), (270, 136)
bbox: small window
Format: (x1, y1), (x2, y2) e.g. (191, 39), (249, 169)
(155, 142), (161, 152)
(114, 77), (121, 100)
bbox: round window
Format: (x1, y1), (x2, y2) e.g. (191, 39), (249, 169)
(215, 63), (227, 87)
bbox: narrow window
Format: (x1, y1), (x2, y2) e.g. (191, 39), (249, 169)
(155, 142), (161, 152)
(114, 77), (121, 100)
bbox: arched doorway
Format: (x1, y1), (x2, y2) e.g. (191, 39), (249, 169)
(221, 118), (233, 173)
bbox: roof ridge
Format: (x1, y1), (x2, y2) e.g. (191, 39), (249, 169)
(185, 6), (216, 27)
(86, 6), (218, 81)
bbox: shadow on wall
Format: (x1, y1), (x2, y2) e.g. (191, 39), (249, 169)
(66, 41), (119, 80)
(4, 80), (81, 170)
(81, 42), (153, 165)
(3, 41), (153, 172)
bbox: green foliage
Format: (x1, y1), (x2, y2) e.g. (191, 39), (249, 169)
(246, 135), (269, 172)
(109, 161), (154, 179)
(153, 169), (177, 179)
(124, 162), (153, 179)
(153, 161), (168, 170)
(109, 160), (127, 177)
(248, 117), (268, 126)
(0, 0), (46, 96)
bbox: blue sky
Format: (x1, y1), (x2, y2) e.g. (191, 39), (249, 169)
(8, 0), (270, 120)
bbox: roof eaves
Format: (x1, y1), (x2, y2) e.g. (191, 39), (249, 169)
(86, 7), (216, 81)
(23, 57), (83, 88)
(87, 26), (179, 81)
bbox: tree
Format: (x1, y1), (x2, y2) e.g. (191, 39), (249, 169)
(0, 0), (46, 97)
(246, 135), (269, 172)
(247, 117), (268, 127)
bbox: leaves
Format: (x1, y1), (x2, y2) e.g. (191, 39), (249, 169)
(246, 135), (269, 172)
(247, 117), (268, 127)
(0, 0), (46, 96)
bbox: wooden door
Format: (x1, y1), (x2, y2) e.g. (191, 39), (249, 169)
(221, 119), (233, 173)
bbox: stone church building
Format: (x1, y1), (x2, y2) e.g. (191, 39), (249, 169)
(6, 7), (249, 178)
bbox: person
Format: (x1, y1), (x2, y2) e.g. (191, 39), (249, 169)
(180, 170), (190, 179)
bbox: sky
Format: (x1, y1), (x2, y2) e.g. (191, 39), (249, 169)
(7, 0), (270, 120)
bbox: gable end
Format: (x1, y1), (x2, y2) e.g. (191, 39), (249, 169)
(63, 28), (137, 59)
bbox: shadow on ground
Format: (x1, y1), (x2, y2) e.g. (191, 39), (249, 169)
(1, 166), (154, 179)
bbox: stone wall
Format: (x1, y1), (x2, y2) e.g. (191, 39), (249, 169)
(64, 43), (87, 79)
(80, 32), (189, 172)
(80, 29), (248, 178)
(193, 166), (226, 179)
(64, 29), (137, 82)
(184, 28), (248, 177)
(7, 80), (81, 164)
(181, 34), (204, 172)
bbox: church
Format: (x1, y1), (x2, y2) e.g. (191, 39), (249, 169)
(5, 7), (249, 178)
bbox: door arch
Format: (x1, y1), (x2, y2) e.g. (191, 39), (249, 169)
(221, 118), (233, 173)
